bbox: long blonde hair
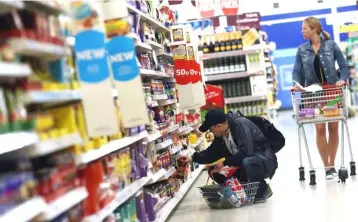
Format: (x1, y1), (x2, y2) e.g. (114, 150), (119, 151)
(304, 17), (330, 40)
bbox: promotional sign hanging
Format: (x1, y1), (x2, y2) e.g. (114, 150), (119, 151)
(189, 60), (206, 107)
(75, 30), (119, 137)
(174, 59), (197, 109)
(106, 36), (149, 127)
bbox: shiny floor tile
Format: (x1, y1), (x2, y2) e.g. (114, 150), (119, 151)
(168, 111), (358, 222)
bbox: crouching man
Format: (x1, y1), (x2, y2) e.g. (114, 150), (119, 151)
(180, 109), (278, 203)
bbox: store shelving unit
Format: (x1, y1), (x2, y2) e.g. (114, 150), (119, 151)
(39, 187), (88, 221)
(154, 165), (204, 222)
(0, 197), (47, 222)
(0, 1), (205, 222)
(75, 131), (148, 165)
(201, 33), (272, 117)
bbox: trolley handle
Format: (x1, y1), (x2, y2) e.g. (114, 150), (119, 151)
(290, 83), (347, 92)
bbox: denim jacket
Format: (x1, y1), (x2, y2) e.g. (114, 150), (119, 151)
(292, 37), (348, 86)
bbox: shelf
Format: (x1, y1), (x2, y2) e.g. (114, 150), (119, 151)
(0, 132), (38, 155)
(201, 45), (266, 60)
(178, 126), (193, 136)
(161, 166), (176, 180)
(157, 99), (177, 106)
(83, 176), (151, 222)
(170, 145), (183, 155)
(126, 3), (170, 33)
(225, 95), (267, 104)
(155, 139), (173, 150)
(24, 90), (81, 104)
(157, 52), (174, 63)
(147, 166), (176, 185)
(205, 70), (264, 82)
(7, 38), (67, 60)
(146, 124), (179, 144)
(24, 0), (67, 15)
(148, 169), (166, 184)
(140, 69), (173, 79)
(167, 124), (180, 133)
(76, 131), (148, 165)
(154, 166), (203, 222)
(28, 133), (82, 157)
(136, 41), (153, 52)
(0, 197), (47, 222)
(0, 0), (24, 13)
(0, 62), (32, 78)
(39, 187), (88, 221)
(152, 94), (169, 101)
(146, 40), (164, 51)
(146, 131), (162, 143)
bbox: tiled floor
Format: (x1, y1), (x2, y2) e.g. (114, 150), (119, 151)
(168, 111), (358, 222)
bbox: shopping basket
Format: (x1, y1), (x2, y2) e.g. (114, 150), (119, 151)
(198, 182), (260, 209)
(291, 85), (356, 185)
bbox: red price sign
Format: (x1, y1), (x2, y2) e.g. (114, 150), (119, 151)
(188, 60), (201, 83)
(174, 59), (191, 85)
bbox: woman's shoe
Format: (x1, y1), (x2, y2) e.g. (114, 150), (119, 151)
(325, 169), (334, 180)
(331, 168), (338, 177)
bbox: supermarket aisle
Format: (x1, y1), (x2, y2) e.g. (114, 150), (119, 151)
(168, 111), (358, 222)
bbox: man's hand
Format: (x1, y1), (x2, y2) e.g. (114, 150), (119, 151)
(214, 162), (224, 171)
(336, 80), (346, 87)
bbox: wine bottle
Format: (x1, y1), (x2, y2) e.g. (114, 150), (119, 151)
(202, 35), (209, 54)
(209, 34), (215, 53)
(214, 34), (220, 52)
(231, 32), (237, 51)
(225, 33), (232, 51)
(220, 34), (226, 52)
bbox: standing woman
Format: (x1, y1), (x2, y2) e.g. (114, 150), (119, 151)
(292, 17), (349, 180)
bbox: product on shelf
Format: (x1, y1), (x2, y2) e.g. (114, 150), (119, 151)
(211, 78), (252, 98)
(226, 101), (267, 117)
(200, 31), (243, 54)
(203, 55), (247, 75)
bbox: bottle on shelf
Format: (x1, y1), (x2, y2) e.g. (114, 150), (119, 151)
(236, 31), (243, 50)
(229, 56), (236, 73)
(214, 34), (220, 53)
(225, 33), (232, 51)
(209, 34), (215, 53)
(202, 35), (209, 54)
(220, 34), (226, 52)
(234, 56), (240, 72)
(231, 32), (237, 51)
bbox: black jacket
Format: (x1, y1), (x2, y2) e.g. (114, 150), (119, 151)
(192, 112), (277, 178)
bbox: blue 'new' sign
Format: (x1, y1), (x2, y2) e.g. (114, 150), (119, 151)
(75, 30), (110, 83)
(106, 36), (139, 82)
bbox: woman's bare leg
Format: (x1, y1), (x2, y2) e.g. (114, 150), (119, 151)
(327, 122), (339, 167)
(316, 123), (329, 167)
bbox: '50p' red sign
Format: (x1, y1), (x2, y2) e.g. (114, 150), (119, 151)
(174, 59), (191, 85)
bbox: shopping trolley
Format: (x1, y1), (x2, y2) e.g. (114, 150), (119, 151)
(198, 182), (260, 209)
(291, 85), (356, 185)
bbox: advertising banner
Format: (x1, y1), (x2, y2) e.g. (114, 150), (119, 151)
(75, 30), (119, 137)
(106, 37), (149, 127)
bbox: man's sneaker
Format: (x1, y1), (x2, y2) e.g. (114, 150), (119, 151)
(331, 168), (338, 177)
(325, 169), (334, 180)
(254, 185), (273, 204)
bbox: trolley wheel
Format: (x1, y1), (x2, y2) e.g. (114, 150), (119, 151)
(350, 162), (356, 176)
(309, 170), (316, 186)
(338, 167), (349, 183)
(299, 167), (305, 181)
